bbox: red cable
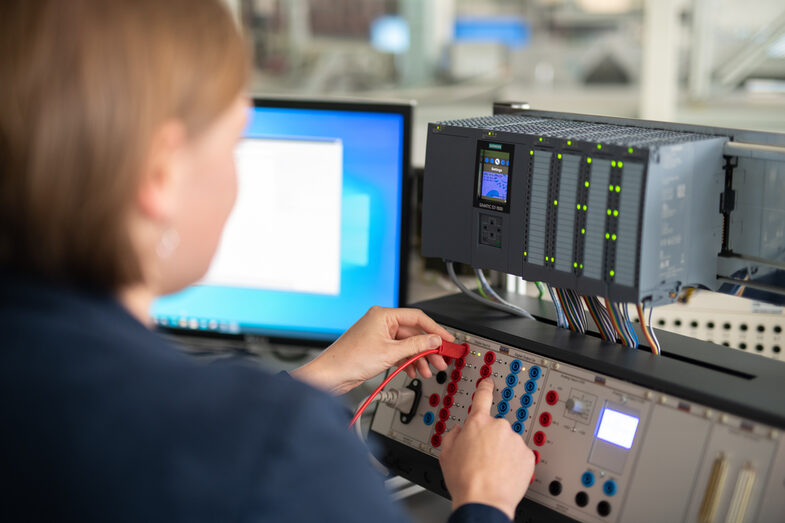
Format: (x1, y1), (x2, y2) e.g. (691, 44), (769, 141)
(349, 348), (439, 428)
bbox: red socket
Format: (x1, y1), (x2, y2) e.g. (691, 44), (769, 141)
(439, 408), (450, 421)
(532, 449), (541, 464)
(443, 395), (454, 408)
(431, 434), (442, 447)
(446, 382), (458, 395)
(484, 351), (496, 365)
(450, 369), (462, 382)
(533, 431), (546, 446)
(545, 390), (559, 405)
(455, 358), (466, 369)
(443, 357), (452, 366)
(429, 393), (440, 407)
(435, 420), (446, 434)
(480, 365), (492, 378)
(539, 412), (552, 427)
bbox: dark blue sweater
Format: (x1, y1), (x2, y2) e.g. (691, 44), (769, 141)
(0, 271), (509, 523)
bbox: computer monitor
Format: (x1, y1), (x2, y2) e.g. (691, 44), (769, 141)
(152, 97), (412, 344)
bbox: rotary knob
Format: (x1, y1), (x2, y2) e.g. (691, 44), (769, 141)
(566, 398), (585, 413)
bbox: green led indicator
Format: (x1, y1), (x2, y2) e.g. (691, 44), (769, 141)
(530, 150), (534, 155)
(605, 233), (610, 239)
(580, 263), (584, 269)
(553, 200), (558, 206)
(615, 185), (621, 192)
(557, 153), (562, 159)
(628, 147), (634, 154)
(587, 157), (592, 164)
(551, 257), (555, 262)
(577, 204), (581, 210)
(597, 144), (602, 150)
(436, 125), (440, 130)
(488, 131), (492, 135)
(567, 140), (572, 146)
(609, 184), (614, 192)
(581, 228), (585, 234)
(618, 161), (624, 168)
(612, 234), (617, 241)
(611, 160), (617, 167)
(539, 137), (543, 142)
(610, 270), (615, 277)
(607, 208), (612, 216)
(582, 204), (587, 211)
(584, 181), (589, 188)
(524, 251), (527, 256)
(613, 209), (619, 217)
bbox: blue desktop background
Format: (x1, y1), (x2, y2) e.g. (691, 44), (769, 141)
(152, 106), (405, 341)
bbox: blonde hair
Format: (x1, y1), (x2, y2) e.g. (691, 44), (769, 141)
(0, 0), (249, 289)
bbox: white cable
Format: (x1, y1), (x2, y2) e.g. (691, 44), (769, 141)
(446, 262), (535, 320)
(475, 269), (536, 320)
(547, 284), (568, 328)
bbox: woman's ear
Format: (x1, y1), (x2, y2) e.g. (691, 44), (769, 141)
(136, 120), (187, 224)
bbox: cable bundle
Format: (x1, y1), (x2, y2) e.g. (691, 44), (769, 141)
(547, 285), (568, 329)
(583, 296), (617, 342)
(445, 262), (535, 320)
(636, 303), (662, 355)
(553, 288), (587, 333)
(605, 299), (639, 348)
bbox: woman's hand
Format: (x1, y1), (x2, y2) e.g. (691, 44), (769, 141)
(290, 306), (454, 395)
(439, 378), (535, 520)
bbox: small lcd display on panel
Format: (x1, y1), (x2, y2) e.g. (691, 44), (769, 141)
(478, 148), (510, 203)
(595, 408), (640, 449)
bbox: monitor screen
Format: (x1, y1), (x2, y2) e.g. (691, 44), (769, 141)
(152, 98), (411, 342)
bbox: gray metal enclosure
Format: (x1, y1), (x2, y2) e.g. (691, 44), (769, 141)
(421, 103), (785, 305)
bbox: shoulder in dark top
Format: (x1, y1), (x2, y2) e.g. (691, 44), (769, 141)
(0, 270), (407, 522)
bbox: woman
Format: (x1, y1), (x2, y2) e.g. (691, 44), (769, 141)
(0, 1), (534, 522)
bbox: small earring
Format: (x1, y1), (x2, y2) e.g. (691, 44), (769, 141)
(156, 228), (180, 259)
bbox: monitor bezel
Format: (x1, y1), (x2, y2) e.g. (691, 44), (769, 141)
(155, 96), (413, 347)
